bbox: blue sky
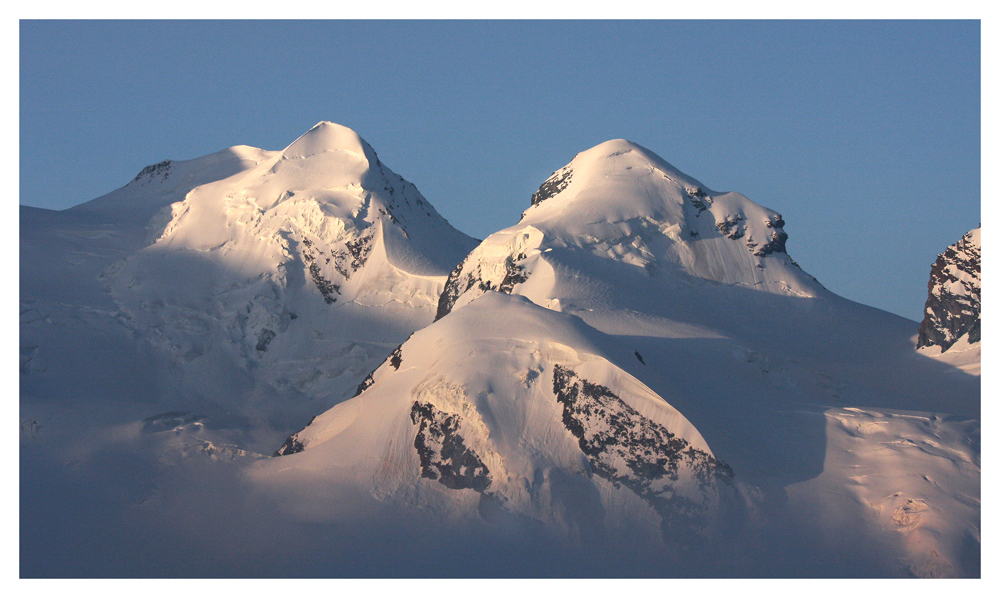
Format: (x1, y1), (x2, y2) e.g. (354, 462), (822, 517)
(19, 20), (980, 321)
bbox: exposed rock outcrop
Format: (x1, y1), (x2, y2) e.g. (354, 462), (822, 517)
(917, 227), (981, 351)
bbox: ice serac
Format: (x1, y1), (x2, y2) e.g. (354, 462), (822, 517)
(917, 227), (981, 352)
(20, 121), (477, 443)
(437, 139), (820, 322)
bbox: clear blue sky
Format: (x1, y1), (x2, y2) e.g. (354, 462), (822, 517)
(19, 20), (980, 322)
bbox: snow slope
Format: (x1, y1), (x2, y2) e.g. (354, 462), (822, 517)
(264, 139), (980, 577)
(20, 132), (979, 578)
(20, 121), (476, 455)
(261, 293), (737, 552)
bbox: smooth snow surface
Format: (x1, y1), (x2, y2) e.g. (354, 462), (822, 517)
(20, 128), (979, 578)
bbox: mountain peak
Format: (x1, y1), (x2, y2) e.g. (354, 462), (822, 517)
(525, 139), (709, 214)
(281, 121), (375, 161)
(574, 138), (704, 187)
(581, 137), (646, 155)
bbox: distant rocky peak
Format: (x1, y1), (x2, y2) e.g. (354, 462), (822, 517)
(917, 227), (981, 351)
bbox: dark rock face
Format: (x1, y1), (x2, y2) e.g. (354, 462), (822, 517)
(300, 238), (341, 304)
(686, 187), (711, 215)
(715, 214), (745, 240)
(274, 435), (305, 457)
(274, 415), (317, 456)
(354, 372), (375, 397)
(750, 229), (789, 257)
(255, 328), (276, 352)
(529, 166), (573, 208)
(434, 253), (530, 321)
(389, 346), (403, 369)
(409, 401), (491, 492)
(552, 365), (733, 539)
(435, 261), (469, 321)
(132, 160), (172, 184)
(917, 228), (981, 351)
(345, 230), (374, 272)
(488, 253), (530, 294)
(744, 214), (789, 257)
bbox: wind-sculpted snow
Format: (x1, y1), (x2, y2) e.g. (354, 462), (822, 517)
(917, 227), (981, 352)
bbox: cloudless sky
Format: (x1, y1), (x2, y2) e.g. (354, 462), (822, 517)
(19, 20), (980, 322)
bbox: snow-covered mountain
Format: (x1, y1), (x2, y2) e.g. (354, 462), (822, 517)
(266, 139), (980, 577)
(916, 227), (980, 374)
(267, 293), (738, 550)
(437, 139), (819, 323)
(20, 121), (476, 449)
(20, 131), (980, 578)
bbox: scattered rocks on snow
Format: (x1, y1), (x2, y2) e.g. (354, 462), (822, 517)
(750, 228), (788, 257)
(345, 229), (375, 272)
(300, 238), (341, 304)
(715, 214), (745, 240)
